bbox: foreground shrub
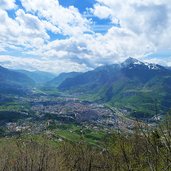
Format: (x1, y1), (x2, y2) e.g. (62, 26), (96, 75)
(0, 118), (170, 171)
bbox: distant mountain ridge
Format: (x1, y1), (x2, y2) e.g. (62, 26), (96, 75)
(58, 57), (171, 117)
(1, 58), (171, 117)
(48, 72), (82, 87)
(59, 57), (170, 90)
(17, 70), (56, 84)
(0, 66), (35, 95)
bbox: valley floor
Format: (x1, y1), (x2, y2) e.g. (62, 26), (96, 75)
(0, 93), (170, 170)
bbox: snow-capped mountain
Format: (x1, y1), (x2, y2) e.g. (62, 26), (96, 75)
(121, 57), (165, 71)
(58, 57), (171, 116)
(121, 57), (143, 67)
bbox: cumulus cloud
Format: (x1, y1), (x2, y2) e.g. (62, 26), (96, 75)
(0, 0), (171, 73)
(0, 9), (46, 51)
(0, 0), (17, 10)
(0, 55), (90, 73)
(20, 0), (91, 36)
(92, 0), (171, 50)
(91, 4), (113, 20)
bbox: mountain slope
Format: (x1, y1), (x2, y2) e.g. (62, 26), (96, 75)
(58, 58), (171, 116)
(0, 66), (35, 95)
(48, 72), (82, 87)
(17, 70), (56, 84)
(58, 64), (121, 92)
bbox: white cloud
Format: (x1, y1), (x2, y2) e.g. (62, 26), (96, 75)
(0, 0), (171, 73)
(0, 8), (59, 51)
(91, 4), (113, 20)
(31, 27), (154, 68)
(20, 0), (91, 36)
(0, 9), (46, 50)
(16, 9), (50, 40)
(86, 0), (171, 61)
(0, 55), (90, 73)
(92, 0), (171, 49)
(0, 0), (17, 10)
(143, 57), (171, 67)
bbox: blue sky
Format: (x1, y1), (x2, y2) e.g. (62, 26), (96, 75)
(58, 0), (95, 12)
(0, 0), (171, 73)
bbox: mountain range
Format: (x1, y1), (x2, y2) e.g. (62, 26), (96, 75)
(0, 66), (35, 95)
(47, 72), (82, 87)
(0, 67), (56, 95)
(17, 70), (56, 84)
(58, 58), (171, 117)
(1, 57), (171, 117)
